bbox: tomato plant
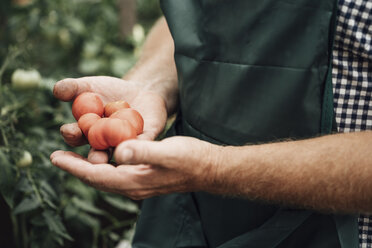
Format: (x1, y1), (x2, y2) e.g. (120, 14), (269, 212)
(0, 1), (162, 247)
(0, 64), (140, 248)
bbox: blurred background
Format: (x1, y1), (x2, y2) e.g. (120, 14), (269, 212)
(0, 0), (161, 247)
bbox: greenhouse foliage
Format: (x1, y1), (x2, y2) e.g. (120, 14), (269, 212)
(0, 0), (161, 247)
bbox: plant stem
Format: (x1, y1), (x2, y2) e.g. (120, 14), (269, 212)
(1, 128), (9, 147)
(0, 48), (21, 86)
(101, 219), (135, 234)
(92, 227), (99, 248)
(26, 169), (44, 206)
(11, 213), (20, 248)
(0, 54), (10, 86)
(21, 215), (28, 248)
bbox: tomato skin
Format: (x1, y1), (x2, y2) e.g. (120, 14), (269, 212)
(11, 69), (41, 90)
(72, 92), (104, 120)
(109, 108), (144, 135)
(105, 119), (137, 147)
(88, 118), (110, 150)
(78, 113), (101, 137)
(88, 118), (137, 150)
(104, 100), (130, 117)
(16, 150), (33, 168)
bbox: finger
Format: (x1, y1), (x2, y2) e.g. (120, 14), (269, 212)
(53, 78), (91, 102)
(114, 139), (170, 165)
(60, 123), (87, 147)
(87, 148), (110, 164)
(50, 150), (117, 185)
(50, 150), (88, 161)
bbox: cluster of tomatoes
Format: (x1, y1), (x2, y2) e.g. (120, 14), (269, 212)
(72, 92), (144, 150)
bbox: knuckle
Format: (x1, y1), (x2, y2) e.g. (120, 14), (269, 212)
(134, 143), (148, 163)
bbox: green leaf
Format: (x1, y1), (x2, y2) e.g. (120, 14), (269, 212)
(16, 176), (33, 194)
(30, 215), (46, 227)
(43, 210), (73, 241)
(40, 181), (57, 198)
(40, 180), (57, 199)
(108, 232), (120, 242)
(13, 196), (40, 215)
(52, 235), (64, 246)
(0, 151), (16, 208)
(44, 198), (57, 209)
(76, 212), (100, 230)
(102, 194), (138, 213)
(65, 177), (97, 201)
(72, 197), (105, 215)
(64, 203), (78, 219)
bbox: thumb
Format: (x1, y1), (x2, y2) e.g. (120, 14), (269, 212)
(53, 78), (91, 102)
(114, 139), (170, 166)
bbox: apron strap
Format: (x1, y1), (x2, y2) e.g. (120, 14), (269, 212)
(320, 60), (335, 135)
(320, 0), (338, 135)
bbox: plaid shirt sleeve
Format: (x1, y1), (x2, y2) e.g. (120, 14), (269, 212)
(332, 0), (372, 247)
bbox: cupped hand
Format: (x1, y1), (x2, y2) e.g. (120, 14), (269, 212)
(50, 136), (223, 199)
(54, 76), (168, 163)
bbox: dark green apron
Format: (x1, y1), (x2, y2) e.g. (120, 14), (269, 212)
(132, 0), (359, 247)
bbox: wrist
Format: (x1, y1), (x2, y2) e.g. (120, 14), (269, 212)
(199, 144), (232, 194)
(202, 145), (254, 197)
(124, 76), (179, 115)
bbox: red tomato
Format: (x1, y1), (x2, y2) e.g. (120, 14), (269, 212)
(78, 113), (101, 137)
(72, 92), (104, 120)
(87, 118), (108, 150)
(88, 118), (137, 150)
(109, 108), (144, 135)
(105, 118), (137, 147)
(104, 100), (130, 117)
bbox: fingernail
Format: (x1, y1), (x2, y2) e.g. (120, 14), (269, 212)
(50, 151), (60, 161)
(121, 149), (133, 162)
(51, 157), (57, 165)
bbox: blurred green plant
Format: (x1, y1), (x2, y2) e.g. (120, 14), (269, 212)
(0, 0), (161, 247)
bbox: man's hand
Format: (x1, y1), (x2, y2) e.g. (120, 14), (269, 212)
(54, 76), (168, 163)
(50, 136), (220, 199)
(51, 125), (372, 213)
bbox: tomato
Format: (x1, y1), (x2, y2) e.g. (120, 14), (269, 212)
(88, 118), (137, 150)
(104, 100), (130, 117)
(16, 150), (33, 168)
(78, 113), (101, 137)
(87, 118), (108, 150)
(11, 69), (41, 90)
(109, 108), (144, 135)
(105, 119), (136, 147)
(72, 92), (104, 120)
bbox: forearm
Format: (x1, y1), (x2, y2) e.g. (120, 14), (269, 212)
(124, 17), (178, 115)
(214, 131), (372, 213)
